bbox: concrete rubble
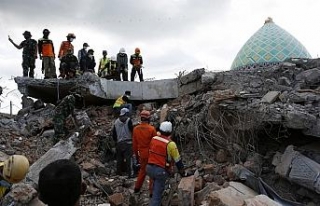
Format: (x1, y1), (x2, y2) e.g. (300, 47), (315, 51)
(0, 59), (320, 205)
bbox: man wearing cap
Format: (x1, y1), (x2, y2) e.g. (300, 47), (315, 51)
(78, 43), (89, 73)
(112, 108), (134, 178)
(58, 33), (76, 78)
(8, 31), (38, 78)
(38, 29), (57, 79)
(113, 91), (133, 116)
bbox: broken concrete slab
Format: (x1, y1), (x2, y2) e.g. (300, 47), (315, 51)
(208, 182), (257, 206)
(261, 91), (280, 103)
(283, 110), (316, 129)
(15, 76), (179, 104)
(179, 68), (205, 85)
(178, 175), (195, 206)
(303, 118), (320, 138)
(275, 145), (320, 194)
(25, 132), (79, 185)
(245, 195), (281, 206)
(179, 80), (203, 95)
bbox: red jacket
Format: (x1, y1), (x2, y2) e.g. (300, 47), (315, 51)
(132, 122), (157, 158)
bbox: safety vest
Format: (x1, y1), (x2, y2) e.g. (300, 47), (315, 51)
(113, 95), (125, 108)
(100, 57), (109, 70)
(58, 41), (74, 58)
(148, 136), (171, 169)
(38, 38), (54, 57)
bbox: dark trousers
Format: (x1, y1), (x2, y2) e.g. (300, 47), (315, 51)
(116, 141), (133, 177)
(130, 67), (143, 82)
(22, 56), (35, 78)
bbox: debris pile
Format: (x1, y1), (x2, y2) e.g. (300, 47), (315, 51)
(1, 59), (320, 205)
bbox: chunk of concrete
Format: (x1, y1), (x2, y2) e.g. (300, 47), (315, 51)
(26, 132), (79, 185)
(275, 145), (320, 194)
(261, 91), (280, 103)
(194, 182), (221, 205)
(208, 182), (257, 206)
(179, 68), (205, 85)
(178, 175), (195, 206)
(245, 195), (281, 206)
(108, 193), (124, 206)
(284, 110), (316, 129)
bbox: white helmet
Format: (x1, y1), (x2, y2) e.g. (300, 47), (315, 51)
(111, 56), (116, 61)
(119, 48), (125, 53)
(160, 121), (172, 133)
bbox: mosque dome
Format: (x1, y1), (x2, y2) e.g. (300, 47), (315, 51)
(231, 17), (312, 70)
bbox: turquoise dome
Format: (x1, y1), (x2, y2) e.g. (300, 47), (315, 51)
(231, 18), (312, 70)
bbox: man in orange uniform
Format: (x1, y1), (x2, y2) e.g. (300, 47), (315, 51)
(132, 110), (157, 195)
(38, 29), (56, 79)
(58, 33), (76, 78)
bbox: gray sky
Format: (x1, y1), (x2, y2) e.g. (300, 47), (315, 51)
(1, 0), (320, 113)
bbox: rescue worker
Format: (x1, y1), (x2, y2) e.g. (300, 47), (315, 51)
(132, 110), (157, 195)
(147, 121), (185, 206)
(117, 47), (128, 81)
(112, 108), (134, 178)
(113, 91), (133, 116)
(0, 155), (30, 199)
(38, 29), (57, 79)
(53, 93), (83, 142)
(58, 33), (76, 78)
(60, 49), (78, 79)
(78, 43), (89, 72)
(81, 49), (96, 73)
(98, 50), (109, 78)
(130, 47), (143, 82)
(8, 31), (37, 78)
(38, 159), (86, 206)
(106, 56), (119, 80)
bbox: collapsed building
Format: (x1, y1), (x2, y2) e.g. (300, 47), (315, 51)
(1, 18), (320, 205)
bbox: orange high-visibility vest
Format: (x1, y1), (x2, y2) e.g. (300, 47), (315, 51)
(58, 41), (74, 58)
(148, 136), (170, 169)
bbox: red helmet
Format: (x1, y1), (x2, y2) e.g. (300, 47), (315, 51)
(140, 110), (150, 119)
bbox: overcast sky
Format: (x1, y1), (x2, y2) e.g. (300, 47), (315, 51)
(1, 0), (320, 113)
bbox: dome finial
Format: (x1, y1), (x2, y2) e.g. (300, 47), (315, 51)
(264, 17), (273, 24)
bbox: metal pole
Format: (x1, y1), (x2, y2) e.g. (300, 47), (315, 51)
(10, 101), (12, 116)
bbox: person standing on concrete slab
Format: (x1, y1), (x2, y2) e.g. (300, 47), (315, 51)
(130, 47), (143, 82)
(112, 108), (134, 178)
(8, 31), (38, 78)
(78, 42), (89, 72)
(38, 29), (57, 79)
(133, 110), (157, 195)
(98, 50), (109, 78)
(38, 159), (86, 206)
(117, 47), (128, 81)
(146, 121), (185, 206)
(58, 33), (76, 78)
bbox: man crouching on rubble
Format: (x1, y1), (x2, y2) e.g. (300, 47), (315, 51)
(0, 155), (30, 199)
(38, 159), (86, 206)
(147, 121), (185, 206)
(53, 93), (84, 142)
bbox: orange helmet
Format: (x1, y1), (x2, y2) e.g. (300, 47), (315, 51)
(140, 110), (150, 119)
(135, 47), (140, 54)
